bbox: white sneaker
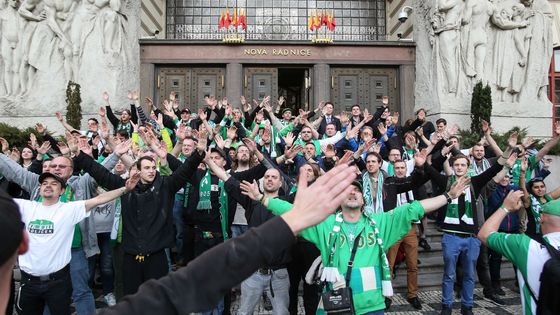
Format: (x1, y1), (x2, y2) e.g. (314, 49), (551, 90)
(104, 293), (117, 306)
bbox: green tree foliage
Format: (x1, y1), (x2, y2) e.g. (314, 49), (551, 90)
(66, 81), (82, 130)
(470, 82), (492, 136)
(0, 123), (42, 148)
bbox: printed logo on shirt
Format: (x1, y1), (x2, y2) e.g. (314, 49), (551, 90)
(28, 219), (54, 235)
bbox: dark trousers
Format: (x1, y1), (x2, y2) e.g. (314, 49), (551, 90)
(288, 240), (321, 315)
(122, 250), (168, 296)
(112, 243), (124, 301)
(88, 232), (115, 295)
(16, 267), (72, 315)
(488, 247), (503, 287)
(182, 224), (196, 264)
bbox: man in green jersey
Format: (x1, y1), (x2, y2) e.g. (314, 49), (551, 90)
(242, 170), (469, 314)
(479, 195), (560, 315)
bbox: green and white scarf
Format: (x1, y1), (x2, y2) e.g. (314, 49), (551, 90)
(366, 215), (393, 297)
(362, 171), (384, 216)
(468, 158), (490, 176)
(529, 195), (552, 234)
(444, 176), (473, 225)
(110, 198), (122, 245)
(197, 171), (229, 240)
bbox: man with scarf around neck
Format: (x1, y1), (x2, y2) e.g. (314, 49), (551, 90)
(72, 134), (207, 296)
(519, 158), (560, 243)
(424, 145), (514, 315)
(205, 154), (292, 315)
(184, 138), (273, 314)
(252, 168), (470, 315)
(354, 151), (430, 216)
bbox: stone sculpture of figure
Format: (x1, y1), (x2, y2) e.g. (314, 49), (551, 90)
(491, 4), (529, 102)
(520, 0), (553, 100)
(71, 0), (126, 80)
(43, 0), (76, 83)
(433, 0), (465, 94)
(18, 0), (46, 96)
(460, 0), (494, 81)
(0, 0), (24, 96)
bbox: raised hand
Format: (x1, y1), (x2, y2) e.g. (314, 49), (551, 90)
(29, 133), (38, 150)
(127, 90), (133, 100)
(283, 132), (295, 147)
(55, 112), (64, 122)
(125, 171), (140, 192)
(339, 111), (349, 126)
(321, 144), (336, 159)
(198, 108), (207, 121)
(337, 150), (354, 165)
(502, 190), (525, 212)
(226, 125), (237, 140)
(197, 130), (208, 152)
(391, 112), (399, 125)
(115, 139), (132, 156)
(131, 90), (139, 101)
(405, 133), (416, 149)
(521, 136), (535, 149)
(508, 131), (518, 148)
(448, 176), (471, 199)
(103, 91), (109, 102)
(242, 138), (258, 153)
(37, 141), (51, 155)
(284, 144), (303, 160)
(0, 137), (9, 154)
(278, 96), (285, 107)
(415, 126), (424, 138)
(78, 137), (92, 156)
(240, 180), (262, 201)
(377, 122), (387, 136)
(214, 134), (225, 149)
(144, 97), (154, 107)
(481, 119), (490, 135)
(506, 152), (518, 168)
(414, 149), (427, 167)
(98, 106), (106, 117)
(35, 123), (46, 134)
(555, 121), (560, 136)
(520, 156), (528, 172)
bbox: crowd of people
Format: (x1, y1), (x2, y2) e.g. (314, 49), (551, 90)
(1, 91), (560, 315)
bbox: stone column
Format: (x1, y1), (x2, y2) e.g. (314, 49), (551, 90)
(399, 64), (415, 123)
(226, 63), (243, 107)
(140, 63), (155, 113)
(313, 63), (330, 110)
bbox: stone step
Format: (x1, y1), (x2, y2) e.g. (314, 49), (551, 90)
(393, 255), (514, 276)
(392, 265), (517, 292)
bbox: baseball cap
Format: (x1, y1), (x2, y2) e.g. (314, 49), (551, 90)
(542, 199), (560, 217)
(0, 190), (23, 266)
(39, 172), (66, 187)
(282, 108), (292, 114)
(351, 180), (363, 192)
(180, 108), (191, 114)
(210, 147), (227, 159)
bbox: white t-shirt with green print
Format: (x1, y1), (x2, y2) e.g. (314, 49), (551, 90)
(487, 231), (560, 315)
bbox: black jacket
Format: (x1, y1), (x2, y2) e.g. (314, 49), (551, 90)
(74, 150), (203, 255)
(185, 163), (268, 236)
(98, 216), (295, 315)
(318, 116), (342, 136)
(224, 176), (291, 269)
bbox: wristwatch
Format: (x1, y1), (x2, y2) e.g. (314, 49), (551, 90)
(443, 192), (452, 204)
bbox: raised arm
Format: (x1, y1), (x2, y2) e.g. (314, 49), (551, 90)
(85, 173), (139, 211)
(73, 150), (126, 191)
(535, 121), (560, 162)
(478, 190), (524, 245)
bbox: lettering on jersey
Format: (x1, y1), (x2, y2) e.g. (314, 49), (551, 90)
(28, 219), (54, 234)
(367, 232), (376, 246)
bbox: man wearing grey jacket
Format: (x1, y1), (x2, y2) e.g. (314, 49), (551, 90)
(0, 150), (122, 315)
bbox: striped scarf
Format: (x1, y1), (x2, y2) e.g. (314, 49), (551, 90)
(362, 171), (384, 216)
(529, 195), (552, 234)
(468, 158), (490, 176)
(197, 171), (229, 240)
(444, 176), (473, 225)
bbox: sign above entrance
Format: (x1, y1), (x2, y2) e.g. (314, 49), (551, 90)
(243, 48), (312, 57)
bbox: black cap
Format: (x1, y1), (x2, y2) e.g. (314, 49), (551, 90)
(351, 180), (363, 192)
(180, 108), (191, 114)
(210, 147), (227, 159)
(282, 108), (292, 114)
(39, 172), (66, 187)
(0, 190), (23, 266)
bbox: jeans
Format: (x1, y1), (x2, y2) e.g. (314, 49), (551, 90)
(88, 232), (115, 295)
(70, 248), (96, 315)
(237, 268), (290, 315)
(441, 233), (480, 308)
(231, 224), (249, 238)
(17, 267), (72, 315)
(172, 199), (185, 261)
